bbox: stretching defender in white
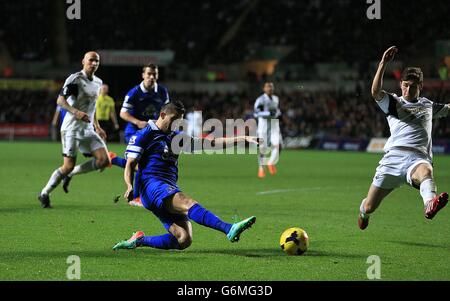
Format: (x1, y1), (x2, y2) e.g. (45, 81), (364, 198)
(358, 46), (449, 229)
(38, 51), (111, 208)
(254, 82), (282, 178)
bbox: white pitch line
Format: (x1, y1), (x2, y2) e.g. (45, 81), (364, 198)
(256, 187), (328, 195)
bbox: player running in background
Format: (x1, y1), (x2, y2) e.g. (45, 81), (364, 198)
(112, 101), (257, 251)
(38, 51), (110, 208)
(109, 63), (170, 207)
(254, 82), (282, 178)
(358, 46), (449, 229)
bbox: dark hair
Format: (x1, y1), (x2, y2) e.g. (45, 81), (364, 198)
(401, 67), (423, 84)
(142, 63), (158, 72)
(161, 100), (185, 115)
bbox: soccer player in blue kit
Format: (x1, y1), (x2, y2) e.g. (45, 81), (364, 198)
(109, 63), (170, 206)
(113, 101), (257, 250)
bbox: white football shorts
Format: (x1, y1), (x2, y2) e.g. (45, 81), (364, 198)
(61, 129), (107, 158)
(372, 149), (432, 190)
(257, 119), (282, 147)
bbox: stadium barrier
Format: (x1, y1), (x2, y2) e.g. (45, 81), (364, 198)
(0, 124), (49, 140)
(318, 138), (369, 152)
(283, 136), (313, 149)
(366, 138), (388, 153)
(431, 140), (450, 154)
(363, 137), (449, 154)
(284, 136), (450, 155)
(283, 136), (370, 151)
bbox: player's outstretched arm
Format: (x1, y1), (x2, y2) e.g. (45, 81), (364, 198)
(57, 95), (90, 122)
(372, 46), (398, 101)
(206, 136), (259, 149)
(124, 158), (138, 202)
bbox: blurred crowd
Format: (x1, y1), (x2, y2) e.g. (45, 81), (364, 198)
(1, 0), (448, 67)
(0, 89), (55, 125)
(1, 87), (448, 140)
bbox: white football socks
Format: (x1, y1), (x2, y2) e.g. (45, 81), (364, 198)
(68, 159), (98, 177)
(258, 153), (266, 167)
(268, 146), (280, 165)
(420, 178), (436, 206)
(41, 168), (64, 196)
(360, 198), (370, 217)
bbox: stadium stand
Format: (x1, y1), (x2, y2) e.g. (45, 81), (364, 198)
(0, 0), (449, 144)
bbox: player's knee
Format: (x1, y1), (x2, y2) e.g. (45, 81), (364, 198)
(177, 234), (192, 250)
(61, 164), (75, 175)
(419, 171), (433, 183)
(186, 199), (198, 210)
(180, 195), (198, 213)
(96, 156), (110, 169)
(411, 165), (433, 183)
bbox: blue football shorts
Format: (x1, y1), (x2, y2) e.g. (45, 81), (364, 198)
(140, 178), (188, 230)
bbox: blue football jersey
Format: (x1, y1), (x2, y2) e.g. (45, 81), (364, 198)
(121, 82), (170, 139)
(125, 120), (182, 186)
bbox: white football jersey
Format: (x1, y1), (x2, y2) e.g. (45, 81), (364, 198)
(254, 93), (281, 121)
(254, 93), (282, 145)
(377, 92), (449, 159)
(60, 70), (103, 133)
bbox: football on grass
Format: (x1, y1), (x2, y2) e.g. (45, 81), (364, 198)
(280, 227), (309, 255)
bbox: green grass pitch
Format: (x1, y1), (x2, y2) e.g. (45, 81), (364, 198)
(1, 141), (449, 280)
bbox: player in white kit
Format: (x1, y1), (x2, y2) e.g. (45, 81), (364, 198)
(254, 82), (282, 178)
(38, 52), (111, 208)
(358, 46), (449, 229)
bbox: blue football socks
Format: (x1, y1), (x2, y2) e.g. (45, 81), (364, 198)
(139, 233), (181, 249)
(111, 156), (126, 168)
(188, 203), (232, 234)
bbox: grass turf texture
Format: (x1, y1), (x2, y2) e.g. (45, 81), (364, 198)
(1, 141), (449, 280)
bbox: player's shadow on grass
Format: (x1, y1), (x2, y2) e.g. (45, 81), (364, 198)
(49, 204), (125, 211)
(189, 248), (364, 259)
(386, 240), (449, 250)
(0, 207), (43, 213)
(0, 249), (197, 261)
(1, 248), (364, 260)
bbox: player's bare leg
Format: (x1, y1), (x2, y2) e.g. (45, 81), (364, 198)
(62, 147), (111, 193)
(60, 156), (77, 175)
(168, 220), (193, 249)
(165, 192), (198, 215)
(410, 163), (448, 219)
(113, 220), (193, 251)
(38, 156), (76, 208)
(358, 185), (393, 230)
